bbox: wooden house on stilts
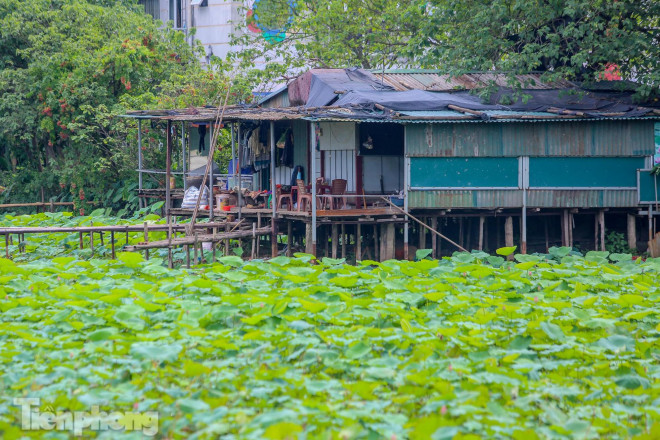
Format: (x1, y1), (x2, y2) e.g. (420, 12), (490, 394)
(125, 68), (660, 261)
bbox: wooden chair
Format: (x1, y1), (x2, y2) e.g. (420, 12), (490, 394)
(296, 179), (313, 211)
(330, 179), (347, 209)
(276, 186), (292, 211)
(315, 177), (327, 209)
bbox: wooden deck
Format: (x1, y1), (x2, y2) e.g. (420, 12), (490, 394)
(169, 206), (400, 220)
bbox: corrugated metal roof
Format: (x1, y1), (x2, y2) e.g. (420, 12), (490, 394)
(372, 71), (576, 91)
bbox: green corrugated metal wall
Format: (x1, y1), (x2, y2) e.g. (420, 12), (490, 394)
(406, 120), (655, 157)
(408, 189), (638, 209)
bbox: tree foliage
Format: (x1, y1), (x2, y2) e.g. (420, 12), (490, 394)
(230, 0), (423, 74)
(0, 0), (236, 211)
(233, 0), (659, 98)
(411, 0), (660, 96)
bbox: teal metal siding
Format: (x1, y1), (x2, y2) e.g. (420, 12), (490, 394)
(638, 171), (659, 204)
(529, 157), (644, 188)
(410, 157), (519, 188)
(408, 189), (637, 209)
(408, 190), (522, 209)
(406, 120), (655, 157)
(526, 190), (638, 208)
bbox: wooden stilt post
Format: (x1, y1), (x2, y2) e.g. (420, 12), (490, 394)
(5, 233), (9, 259)
(256, 213), (261, 259)
(165, 120), (172, 217)
(594, 213), (599, 250)
(198, 234), (205, 264)
(466, 218), (472, 251)
(89, 222), (94, 255)
(341, 224), (347, 259)
(598, 210), (605, 252)
(431, 217), (437, 258)
(224, 222), (230, 256)
(193, 234), (199, 265)
(331, 224), (338, 259)
(483, 217), (489, 252)
(305, 223), (313, 255)
(374, 224), (379, 261)
(168, 222), (173, 268)
(99, 232), (104, 246)
(421, 217), (428, 250)
(478, 216), (485, 251)
(110, 231), (116, 260)
(251, 223), (256, 260)
(562, 210), (568, 247)
(143, 222), (149, 261)
(627, 214), (636, 250)
(380, 223), (395, 261)
(356, 223), (362, 262)
(459, 217), (464, 249)
(286, 221), (293, 257)
(569, 212), (574, 248)
(505, 216), (514, 258)
(185, 245), (190, 268)
(212, 227), (217, 263)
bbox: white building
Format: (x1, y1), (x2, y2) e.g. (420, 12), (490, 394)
(138, 0), (247, 61)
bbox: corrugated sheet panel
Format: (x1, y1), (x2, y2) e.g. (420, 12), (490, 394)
(374, 71), (574, 91)
(406, 120), (655, 157)
(260, 89), (290, 109)
(408, 190), (523, 209)
(323, 150), (356, 192)
(409, 189), (638, 209)
(275, 166), (294, 186)
(526, 190), (638, 208)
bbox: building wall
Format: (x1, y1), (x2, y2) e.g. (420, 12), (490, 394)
(190, 1), (243, 60)
(405, 120), (657, 209)
(406, 120), (655, 157)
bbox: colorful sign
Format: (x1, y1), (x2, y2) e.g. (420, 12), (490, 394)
(245, 0), (296, 43)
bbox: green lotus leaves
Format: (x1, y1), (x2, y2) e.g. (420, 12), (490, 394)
(1, 213), (660, 438)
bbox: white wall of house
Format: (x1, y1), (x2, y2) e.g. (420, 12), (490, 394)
(142, 0), (245, 62)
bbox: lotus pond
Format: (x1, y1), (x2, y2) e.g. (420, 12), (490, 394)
(0, 213), (659, 439)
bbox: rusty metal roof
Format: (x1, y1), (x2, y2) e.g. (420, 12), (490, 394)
(372, 70), (576, 91)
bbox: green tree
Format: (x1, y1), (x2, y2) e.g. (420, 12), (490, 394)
(0, 0), (238, 212)
(229, 0), (423, 76)
(409, 0), (660, 96)
(232, 0), (659, 98)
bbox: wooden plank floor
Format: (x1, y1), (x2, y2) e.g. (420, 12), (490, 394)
(170, 207), (398, 219)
